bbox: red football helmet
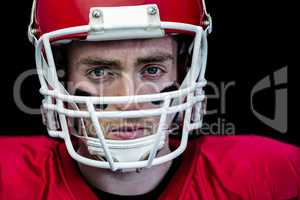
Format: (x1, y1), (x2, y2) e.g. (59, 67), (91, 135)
(28, 0), (212, 171)
(29, 0), (211, 42)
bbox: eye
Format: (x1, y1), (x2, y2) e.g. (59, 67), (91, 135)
(89, 67), (107, 77)
(145, 66), (159, 74)
(141, 65), (166, 79)
(86, 67), (113, 81)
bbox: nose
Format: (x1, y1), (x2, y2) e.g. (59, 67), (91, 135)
(113, 76), (140, 111)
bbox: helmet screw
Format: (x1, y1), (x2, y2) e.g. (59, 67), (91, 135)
(92, 9), (102, 18)
(31, 28), (37, 35)
(148, 6), (157, 15)
(203, 20), (210, 26)
(57, 69), (65, 78)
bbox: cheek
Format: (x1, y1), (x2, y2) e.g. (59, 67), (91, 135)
(67, 70), (98, 95)
(170, 65), (177, 81)
(151, 70), (177, 91)
(67, 68), (81, 92)
(135, 68), (178, 95)
(158, 63), (178, 88)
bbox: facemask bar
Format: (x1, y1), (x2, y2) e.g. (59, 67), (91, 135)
(28, 0), (37, 45)
(146, 97), (171, 167)
(35, 19), (208, 171)
(163, 24), (208, 131)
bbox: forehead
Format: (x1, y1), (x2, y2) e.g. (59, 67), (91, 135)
(67, 36), (177, 58)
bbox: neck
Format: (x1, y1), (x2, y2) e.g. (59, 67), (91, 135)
(77, 144), (172, 196)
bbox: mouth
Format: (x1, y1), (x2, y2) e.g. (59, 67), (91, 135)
(108, 125), (150, 140)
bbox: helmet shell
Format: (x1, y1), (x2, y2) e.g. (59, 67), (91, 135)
(33, 0), (206, 39)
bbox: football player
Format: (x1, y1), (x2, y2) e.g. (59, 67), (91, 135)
(0, 0), (299, 199)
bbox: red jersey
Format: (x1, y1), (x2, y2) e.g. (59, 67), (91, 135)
(0, 135), (299, 200)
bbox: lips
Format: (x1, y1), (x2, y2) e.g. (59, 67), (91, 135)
(108, 125), (148, 140)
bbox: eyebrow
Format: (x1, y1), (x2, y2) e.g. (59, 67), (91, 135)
(76, 52), (174, 69)
(135, 53), (174, 66)
(77, 57), (121, 69)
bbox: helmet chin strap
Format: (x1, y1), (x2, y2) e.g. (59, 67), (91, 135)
(67, 105), (167, 172)
(86, 133), (166, 162)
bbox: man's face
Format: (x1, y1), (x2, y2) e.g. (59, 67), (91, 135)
(67, 36), (178, 140)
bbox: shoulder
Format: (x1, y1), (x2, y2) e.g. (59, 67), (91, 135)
(0, 134), (61, 148)
(197, 135), (300, 169)
(191, 135), (300, 199)
(0, 135), (63, 177)
(0, 135), (70, 199)
(0, 135), (62, 158)
(0, 135), (98, 199)
(198, 134), (300, 159)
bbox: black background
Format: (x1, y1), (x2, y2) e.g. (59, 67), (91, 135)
(0, 1), (296, 145)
